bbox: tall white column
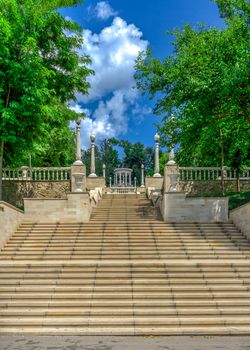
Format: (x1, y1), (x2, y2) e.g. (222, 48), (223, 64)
(153, 133), (161, 177)
(89, 134), (97, 177)
(74, 117), (83, 165)
(167, 116), (176, 166)
(109, 176), (112, 188)
(103, 164), (106, 186)
(141, 164), (145, 187)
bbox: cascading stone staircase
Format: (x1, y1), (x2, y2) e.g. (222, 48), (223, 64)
(0, 194), (250, 334)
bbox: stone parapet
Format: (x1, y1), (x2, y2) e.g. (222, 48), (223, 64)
(24, 192), (92, 223)
(230, 203), (250, 240)
(71, 164), (86, 192)
(161, 192), (228, 223)
(145, 176), (163, 191)
(86, 177), (105, 191)
(0, 201), (24, 248)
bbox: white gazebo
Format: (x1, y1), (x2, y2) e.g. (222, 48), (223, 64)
(113, 168), (133, 187)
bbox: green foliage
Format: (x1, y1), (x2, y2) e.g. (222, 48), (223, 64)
(111, 139), (155, 185)
(134, 0), (250, 171)
(227, 190), (250, 210)
(82, 138), (156, 186)
(0, 0), (93, 168)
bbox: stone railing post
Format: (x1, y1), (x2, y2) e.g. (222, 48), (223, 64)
(164, 150), (179, 192)
(21, 166), (30, 180)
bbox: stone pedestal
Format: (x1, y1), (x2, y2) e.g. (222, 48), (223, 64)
(71, 164), (86, 193)
(164, 164), (180, 192)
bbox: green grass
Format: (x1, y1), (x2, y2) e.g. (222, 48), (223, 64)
(227, 190), (250, 210)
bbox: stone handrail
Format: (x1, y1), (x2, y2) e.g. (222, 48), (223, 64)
(2, 167), (71, 181)
(179, 167), (250, 181)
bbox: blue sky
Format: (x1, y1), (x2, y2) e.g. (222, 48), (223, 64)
(60, 0), (224, 149)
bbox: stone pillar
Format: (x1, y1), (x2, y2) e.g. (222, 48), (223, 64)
(153, 133), (161, 177)
(89, 134), (97, 177)
(109, 176), (112, 188)
(141, 164), (145, 187)
(103, 164), (106, 186)
(21, 166), (30, 180)
(129, 173), (131, 186)
(134, 177), (137, 188)
(71, 117), (86, 192)
(74, 117), (83, 165)
(164, 163), (180, 193)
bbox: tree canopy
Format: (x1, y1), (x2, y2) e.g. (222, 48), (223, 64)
(134, 0), (250, 171)
(0, 0), (93, 197)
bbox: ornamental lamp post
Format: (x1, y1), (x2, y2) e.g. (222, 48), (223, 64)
(153, 133), (161, 177)
(89, 134), (97, 177)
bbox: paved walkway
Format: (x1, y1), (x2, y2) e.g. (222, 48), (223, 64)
(1, 336), (250, 350)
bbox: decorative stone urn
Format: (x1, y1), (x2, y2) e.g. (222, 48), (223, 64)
(73, 173), (84, 192)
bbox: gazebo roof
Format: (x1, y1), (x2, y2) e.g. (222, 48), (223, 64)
(114, 168), (132, 173)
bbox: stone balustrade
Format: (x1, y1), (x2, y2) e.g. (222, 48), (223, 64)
(3, 167), (70, 181)
(3, 166), (250, 182)
(179, 167), (250, 181)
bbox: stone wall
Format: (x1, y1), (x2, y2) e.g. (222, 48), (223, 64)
(180, 180), (250, 196)
(145, 177), (250, 195)
(230, 203), (250, 240)
(0, 201), (24, 248)
(24, 193), (92, 223)
(160, 192), (228, 223)
(86, 177), (105, 191)
(3, 180), (70, 208)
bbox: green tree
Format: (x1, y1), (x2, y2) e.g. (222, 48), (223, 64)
(112, 139), (155, 185)
(135, 0), (250, 193)
(0, 0), (93, 198)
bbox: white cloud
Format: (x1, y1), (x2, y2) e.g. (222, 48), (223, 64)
(95, 1), (117, 20)
(77, 15), (149, 145)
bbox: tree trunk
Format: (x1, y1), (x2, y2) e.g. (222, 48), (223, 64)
(0, 139), (4, 201)
(220, 129), (225, 196)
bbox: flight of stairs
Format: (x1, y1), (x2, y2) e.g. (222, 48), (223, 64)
(0, 194), (250, 334)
